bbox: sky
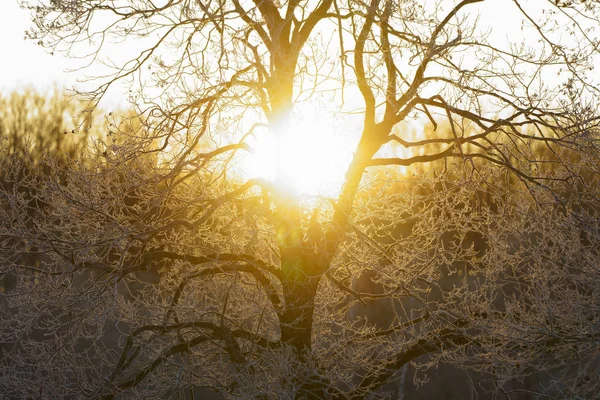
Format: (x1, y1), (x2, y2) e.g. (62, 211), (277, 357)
(0, 2), (511, 84)
(0, 2), (72, 93)
(0, 1), (578, 111)
(0, 1), (126, 109)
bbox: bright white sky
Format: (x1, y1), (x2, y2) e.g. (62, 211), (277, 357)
(0, 2), (71, 91)
(0, 1), (127, 109)
(0, 1), (517, 98)
(0, 1), (582, 111)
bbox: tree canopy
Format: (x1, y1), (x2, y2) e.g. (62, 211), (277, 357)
(3, 0), (600, 398)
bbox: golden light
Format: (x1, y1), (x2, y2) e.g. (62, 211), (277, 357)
(247, 115), (356, 197)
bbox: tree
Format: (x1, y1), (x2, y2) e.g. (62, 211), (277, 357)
(0, 87), (96, 160)
(3, 0), (600, 398)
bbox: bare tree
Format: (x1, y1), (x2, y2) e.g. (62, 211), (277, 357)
(3, 0), (600, 398)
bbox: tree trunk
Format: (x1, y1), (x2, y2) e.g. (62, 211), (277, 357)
(274, 198), (332, 399)
(280, 247), (321, 353)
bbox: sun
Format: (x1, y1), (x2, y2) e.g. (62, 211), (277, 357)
(247, 114), (356, 197)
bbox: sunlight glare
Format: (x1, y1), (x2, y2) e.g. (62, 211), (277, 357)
(248, 115), (355, 197)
